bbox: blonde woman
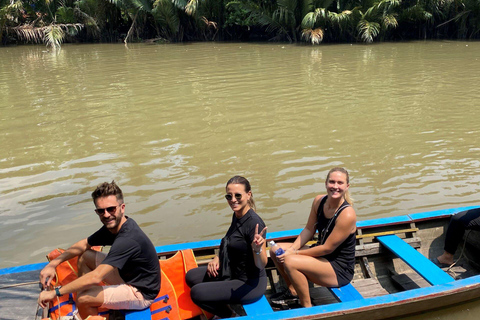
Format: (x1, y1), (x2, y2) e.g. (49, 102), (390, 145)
(270, 167), (356, 308)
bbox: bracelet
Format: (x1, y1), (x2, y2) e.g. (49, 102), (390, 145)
(55, 287), (62, 297)
(254, 247), (262, 255)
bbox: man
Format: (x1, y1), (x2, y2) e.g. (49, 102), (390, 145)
(38, 181), (161, 319)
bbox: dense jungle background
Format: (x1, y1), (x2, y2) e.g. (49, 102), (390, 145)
(1, 0), (480, 48)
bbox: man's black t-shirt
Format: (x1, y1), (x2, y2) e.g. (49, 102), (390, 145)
(88, 217), (161, 300)
(224, 209), (267, 282)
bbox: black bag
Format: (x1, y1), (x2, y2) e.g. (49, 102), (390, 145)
(218, 212), (252, 280)
(218, 236), (231, 280)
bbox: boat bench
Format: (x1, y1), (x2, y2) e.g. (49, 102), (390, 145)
(123, 295), (274, 319)
(242, 295), (274, 316)
(124, 307), (151, 320)
(377, 234), (454, 285)
(328, 283), (363, 302)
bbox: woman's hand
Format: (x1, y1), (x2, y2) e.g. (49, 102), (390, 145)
(252, 224), (267, 254)
(207, 256), (220, 277)
(276, 247), (295, 263)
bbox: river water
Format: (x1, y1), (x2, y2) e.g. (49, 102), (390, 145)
(1, 41), (480, 318)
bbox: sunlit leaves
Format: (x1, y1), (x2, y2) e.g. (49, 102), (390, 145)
(301, 27), (324, 43)
(357, 18), (380, 42)
(185, 0), (198, 16)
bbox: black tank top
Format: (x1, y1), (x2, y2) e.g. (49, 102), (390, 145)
(316, 196), (356, 265)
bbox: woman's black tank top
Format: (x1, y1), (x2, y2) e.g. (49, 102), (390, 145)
(316, 196), (356, 265)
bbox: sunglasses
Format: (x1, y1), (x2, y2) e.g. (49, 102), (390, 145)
(95, 205), (120, 215)
(225, 193), (243, 201)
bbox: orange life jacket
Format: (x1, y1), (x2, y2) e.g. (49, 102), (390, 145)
(46, 247), (104, 320)
(150, 249), (212, 320)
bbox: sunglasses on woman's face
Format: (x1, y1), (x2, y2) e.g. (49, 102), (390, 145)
(225, 193), (243, 201)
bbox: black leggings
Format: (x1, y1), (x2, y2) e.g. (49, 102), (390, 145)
(444, 208), (480, 254)
(186, 266), (267, 318)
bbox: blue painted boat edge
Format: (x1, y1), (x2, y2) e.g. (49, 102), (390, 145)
(234, 275), (480, 320)
(408, 206), (479, 221)
(159, 207), (478, 254)
(3, 206), (478, 274)
(0, 262), (47, 275)
(356, 215), (411, 228)
(154, 229), (304, 253)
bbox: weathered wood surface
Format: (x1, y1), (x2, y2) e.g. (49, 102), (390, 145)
(0, 270), (42, 320)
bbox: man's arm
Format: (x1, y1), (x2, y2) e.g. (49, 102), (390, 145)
(38, 264), (114, 308)
(40, 238), (91, 288)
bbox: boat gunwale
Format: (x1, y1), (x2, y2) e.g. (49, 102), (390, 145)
(1, 205), (478, 275)
(233, 275), (480, 320)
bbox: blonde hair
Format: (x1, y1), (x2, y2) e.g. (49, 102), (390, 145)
(325, 167), (353, 205)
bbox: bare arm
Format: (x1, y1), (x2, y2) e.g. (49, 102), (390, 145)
(297, 206), (356, 257)
(40, 238), (91, 288)
(38, 264), (114, 308)
(290, 195), (325, 251)
(252, 224), (268, 269)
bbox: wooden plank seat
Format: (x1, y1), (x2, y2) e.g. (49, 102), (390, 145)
(328, 283), (363, 302)
(377, 234), (454, 285)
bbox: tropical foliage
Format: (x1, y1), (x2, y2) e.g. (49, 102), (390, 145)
(1, 0), (480, 46)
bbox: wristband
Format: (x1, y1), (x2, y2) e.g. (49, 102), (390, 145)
(254, 247), (262, 255)
(55, 287), (62, 297)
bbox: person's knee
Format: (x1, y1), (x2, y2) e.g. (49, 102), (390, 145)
(77, 289), (101, 307)
(189, 286), (204, 304)
(185, 269), (196, 287)
(78, 250), (97, 268)
(283, 256), (300, 274)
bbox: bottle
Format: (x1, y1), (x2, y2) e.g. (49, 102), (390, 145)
(269, 240), (285, 256)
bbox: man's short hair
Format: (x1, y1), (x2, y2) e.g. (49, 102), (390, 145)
(91, 181), (124, 204)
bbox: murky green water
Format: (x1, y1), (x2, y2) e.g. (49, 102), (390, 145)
(1, 41), (480, 318)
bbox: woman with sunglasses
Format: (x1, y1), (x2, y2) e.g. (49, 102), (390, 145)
(270, 167), (356, 308)
(186, 176), (268, 318)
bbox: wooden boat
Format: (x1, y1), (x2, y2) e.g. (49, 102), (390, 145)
(2, 205), (480, 320)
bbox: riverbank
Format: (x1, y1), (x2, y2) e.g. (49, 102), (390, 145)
(2, 0), (480, 48)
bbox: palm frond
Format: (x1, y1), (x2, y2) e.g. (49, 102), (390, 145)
(301, 11), (317, 28)
(185, 0), (198, 16)
(357, 19), (380, 42)
(383, 13), (398, 28)
(172, 0), (189, 10)
(329, 10), (352, 24)
(74, 7), (101, 35)
(301, 27), (324, 44)
(44, 24), (65, 49)
(9, 23), (83, 47)
(9, 24), (45, 43)
(153, 0), (180, 38)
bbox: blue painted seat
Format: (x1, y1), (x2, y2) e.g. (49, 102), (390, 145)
(243, 295), (273, 316)
(124, 307), (151, 320)
(123, 295), (274, 319)
(377, 234), (454, 285)
(328, 283), (363, 302)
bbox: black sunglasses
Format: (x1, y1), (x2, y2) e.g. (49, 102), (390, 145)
(95, 205), (120, 215)
(225, 193), (243, 201)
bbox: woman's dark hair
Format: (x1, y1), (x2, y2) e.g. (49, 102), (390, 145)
(226, 176), (256, 211)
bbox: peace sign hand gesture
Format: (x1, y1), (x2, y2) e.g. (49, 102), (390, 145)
(252, 223), (267, 254)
